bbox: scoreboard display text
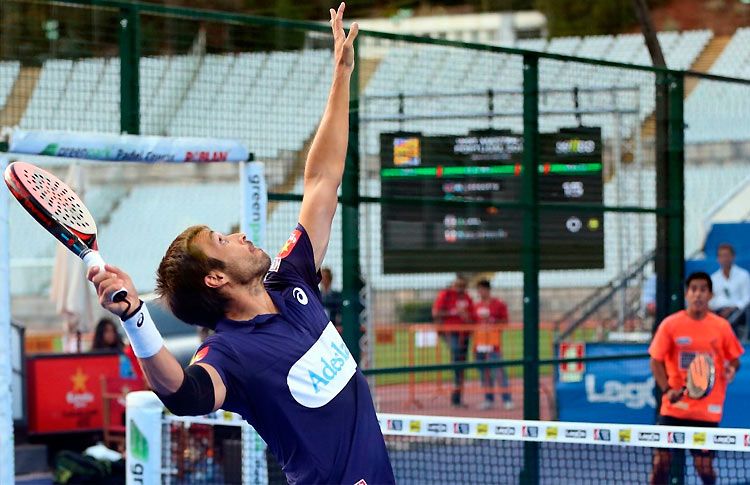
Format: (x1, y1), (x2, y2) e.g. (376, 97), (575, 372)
(380, 128), (604, 273)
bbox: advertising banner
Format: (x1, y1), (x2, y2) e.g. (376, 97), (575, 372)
(240, 161), (267, 249)
(26, 352), (121, 433)
(559, 342), (585, 382)
(126, 392), (163, 485)
(556, 343), (750, 427)
(10, 130), (249, 163)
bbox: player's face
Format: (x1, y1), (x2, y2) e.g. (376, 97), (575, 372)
(685, 279), (712, 314)
(477, 286), (490, 299)
(199, 229), (271, 285)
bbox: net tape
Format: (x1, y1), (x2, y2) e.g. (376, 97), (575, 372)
(165, 410), (750, 453)
(378, 413), (750, 452)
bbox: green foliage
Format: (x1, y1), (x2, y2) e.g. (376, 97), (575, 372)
(536, 0), (666, 37)
(396, 301), (434, 323)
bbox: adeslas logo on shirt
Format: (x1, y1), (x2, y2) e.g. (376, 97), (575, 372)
(287, 323), (357, 408)
(308, 339), (349, 392)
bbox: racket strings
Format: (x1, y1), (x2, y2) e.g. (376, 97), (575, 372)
(685, 354), (715, 399)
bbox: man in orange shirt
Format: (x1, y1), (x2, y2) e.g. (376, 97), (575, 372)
(433, 274), (475, 407)
(649, 272), (744, 485)
(473, 279), (513, 411)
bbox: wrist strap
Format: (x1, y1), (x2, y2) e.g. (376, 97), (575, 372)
(121, 300), (143, 321)
(120, 301), (164, 359)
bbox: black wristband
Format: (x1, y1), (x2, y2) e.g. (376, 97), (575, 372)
(121, 299), (144, 321)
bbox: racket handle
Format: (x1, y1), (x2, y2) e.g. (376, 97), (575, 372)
(82, 251), (129, 303)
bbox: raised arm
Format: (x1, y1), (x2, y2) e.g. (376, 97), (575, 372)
(298, 2), (359, 269)
(88, 265), (226, 413)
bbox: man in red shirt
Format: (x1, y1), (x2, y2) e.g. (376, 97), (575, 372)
(649, 272), (744, 485)
(432, 274), (475, 407)
(473, 279), (513, 410)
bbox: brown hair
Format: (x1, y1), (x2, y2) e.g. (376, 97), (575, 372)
(156, 225), (228, 329)
(718, 243), (735, 256)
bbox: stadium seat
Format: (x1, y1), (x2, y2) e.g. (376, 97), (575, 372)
(0, 61), (21, 111)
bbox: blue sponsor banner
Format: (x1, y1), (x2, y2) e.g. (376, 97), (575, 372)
(556, 343), (750, 427)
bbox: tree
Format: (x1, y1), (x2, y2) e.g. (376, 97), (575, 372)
(536, 0), (653, 37)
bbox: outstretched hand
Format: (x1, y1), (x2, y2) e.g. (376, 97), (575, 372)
(87, 264), (141, 319)
(330, 2), (358, 72)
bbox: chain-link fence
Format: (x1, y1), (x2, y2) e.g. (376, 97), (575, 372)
(3, 0), (750, 432)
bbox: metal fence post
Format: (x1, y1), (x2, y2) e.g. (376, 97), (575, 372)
(654, 71), (670, 328)
(521, 52), (540, 485)
(665, 70), (688, 485)
(342, 35), (362, 364)
(667, 72), (685, 314)
(119, 4), (140, 134)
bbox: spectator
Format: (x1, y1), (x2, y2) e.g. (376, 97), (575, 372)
(641, 273), (657, 317)
(710, 243), (750, 338)
(91, 318), (144, 383)
(432, 274), (475, 407)
(320, 267), (343, 326)
(473, 279), (513, 411)
(90, 318), (124, 352)
(649, 272), (743, 485)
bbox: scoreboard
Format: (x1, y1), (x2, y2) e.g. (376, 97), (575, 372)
(380, 127), (604, 273)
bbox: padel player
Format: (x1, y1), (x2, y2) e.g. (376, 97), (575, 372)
(88, 4), (395, 484)
(649, 272), (743, 485)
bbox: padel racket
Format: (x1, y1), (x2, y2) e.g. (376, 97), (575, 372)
(3, 161), (127, 302)
(678, 353), (715, 400)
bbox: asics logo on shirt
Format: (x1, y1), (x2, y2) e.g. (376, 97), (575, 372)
(293, 287), (308, 305)
(287, 323), (357, 408)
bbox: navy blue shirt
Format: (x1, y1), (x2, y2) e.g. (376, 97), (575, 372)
(191, 224), (394, 485)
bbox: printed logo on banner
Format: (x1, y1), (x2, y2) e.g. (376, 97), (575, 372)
(693, 432), (706, 446)
(477, 424), (489, 436)
(386, 420), (403, 431)
(619, 429), (632, 443)
(713, 435), (737, 445)
(522, 426), (539, 438)
(129, 420), (149, 461)
(496, 426), (517, 436)
(546, 427), (558, 439)
(638, 432), (660, 442)
(668, 432), (685, 444)
(454, 423), (470, 435)
(410, 421), (422, 432)
(66, 367), (94, 410)
(585, 375), (656, 410)
(564, 429), (587, 439)
(594, 429), (611, 441)
(745, 434), (750, 447)
(427, 423), (447, 433)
